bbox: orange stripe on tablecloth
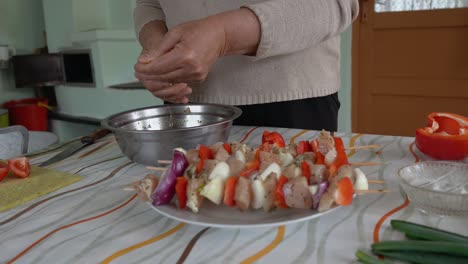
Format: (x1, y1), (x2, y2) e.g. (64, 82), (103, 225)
(372, 141), (418, 244)
(101, 223), (186, 264)
(239, 127), (259, 143)
(409, 142), (421, 163)
(348, 134), (362, 158)
(289, 130), (309, 145)
(8, 194), (137, 264)
(240, 226), (286, 264)
(373, 197), (410, 243)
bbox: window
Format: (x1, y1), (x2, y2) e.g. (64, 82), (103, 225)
(375, 0), (468, 12)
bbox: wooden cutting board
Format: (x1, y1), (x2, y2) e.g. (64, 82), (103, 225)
(0, 165), (82, 212)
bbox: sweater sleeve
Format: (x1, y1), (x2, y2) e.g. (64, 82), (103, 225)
(244, 0), (359, 59)
(133, 0), (166, 36)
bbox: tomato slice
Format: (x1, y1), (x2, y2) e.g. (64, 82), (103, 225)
(8, 157), (31, 178)
(0, 162), (9, 182)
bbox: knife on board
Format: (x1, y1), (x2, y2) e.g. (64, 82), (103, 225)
(38, 128), (111, 167)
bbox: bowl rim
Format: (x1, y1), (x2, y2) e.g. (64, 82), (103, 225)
(100, 103), (242, 134)
(397, 160), (468, 197)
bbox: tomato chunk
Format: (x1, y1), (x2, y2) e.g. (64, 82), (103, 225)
(8, 157), (30, 178)
(0, 162), (9, 182)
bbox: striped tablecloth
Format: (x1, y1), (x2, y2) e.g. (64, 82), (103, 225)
(1, 126), (467, 264)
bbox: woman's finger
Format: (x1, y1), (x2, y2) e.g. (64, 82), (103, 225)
(135, 71), (174, 83)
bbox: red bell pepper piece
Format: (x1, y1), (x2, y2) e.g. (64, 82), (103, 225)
(415, 112), (468, 160)
(223, 176), (239, 207)
(335, 177), (354, 206)
(315, 152), (325, 165)
(223, 143), (232, 155)
(199, 145), (214, 160)
(301, 160), (311, 184)
(196, 160), (204, 174)
(275, 175), (289, 208)
(196, 145), (215, 174)
(296, 140), (312, 155)
(262, 131), (286, 148)
(333, 137), (349, 166)
(239, 159), (260, 178)
(175, 177), (188, 209)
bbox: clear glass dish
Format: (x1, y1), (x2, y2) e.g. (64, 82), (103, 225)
(398, 161), (468, 216)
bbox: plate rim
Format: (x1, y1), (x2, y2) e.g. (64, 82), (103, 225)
(148, 202), (342, 229)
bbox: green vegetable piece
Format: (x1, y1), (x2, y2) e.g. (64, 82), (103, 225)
(372, 240), (468, 257)
(391, 220), (468, 243)
(355, 250), (391, 264)
(373, 250), (468, 264)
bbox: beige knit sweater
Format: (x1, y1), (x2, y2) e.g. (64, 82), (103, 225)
(134, 0), (359, 105)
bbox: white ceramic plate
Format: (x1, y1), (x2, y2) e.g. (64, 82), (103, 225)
(149, 202), (341, 229)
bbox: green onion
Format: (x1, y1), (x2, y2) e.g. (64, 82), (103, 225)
(355, 250), (391, 264)
(373, 250), (468, 264)
(372, 240), (468, 257)
(391, 220), (468, 243)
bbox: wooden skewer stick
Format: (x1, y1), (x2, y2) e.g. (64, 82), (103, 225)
(157, 160), (172, 164)
(356, 189), (392, 194)
(345, 144), (381, 150)
(368, 180), (385, 184)
(350, 162), (383, 167)
(146, 166), (167, 171)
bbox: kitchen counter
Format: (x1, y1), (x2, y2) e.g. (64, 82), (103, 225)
(1, 126), (467, 264)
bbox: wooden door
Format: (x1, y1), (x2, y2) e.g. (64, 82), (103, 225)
(352, 0), (468, 136)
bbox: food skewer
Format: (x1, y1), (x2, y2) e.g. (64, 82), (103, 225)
(145, 167), (387, 184)
(349, 162), (383, 167)
(356, 189), (392, 194)
(368, 180), (385, 184)
(146, 166), (167, 172)
(156, 160), (383, 167)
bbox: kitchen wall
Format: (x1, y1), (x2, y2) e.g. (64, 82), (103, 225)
(42, 0), (161, 141)
(3, 1), (354, 141)
(0, 0), (45, 103)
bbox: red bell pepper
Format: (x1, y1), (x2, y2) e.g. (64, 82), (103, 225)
(223, 176), (239, 207)
(196, 145), (215, 174)
(415, 112), (468, 160)
(239, 159), (260, 178)
(223, 143), (232, 155)
(301, 160), (311, 183)
(175, 177), (188, 209)
(275, 175), (289, 208)
(262, 131), (286, 148)
(199, 145), (214, 160)
(296, 140), (312, 155)
(332, 137), (349, 168)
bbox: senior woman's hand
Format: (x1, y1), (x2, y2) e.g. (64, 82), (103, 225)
(134, 8), (261, 102)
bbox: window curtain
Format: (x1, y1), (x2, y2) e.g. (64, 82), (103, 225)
(375, 0), (468, 12)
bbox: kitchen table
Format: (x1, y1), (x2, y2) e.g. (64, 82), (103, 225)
(1, 126), (467, 264)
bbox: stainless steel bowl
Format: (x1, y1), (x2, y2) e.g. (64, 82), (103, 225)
(101, 103), (242, 166)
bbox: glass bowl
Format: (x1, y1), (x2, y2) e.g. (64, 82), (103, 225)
(398, 161), (468, 216)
